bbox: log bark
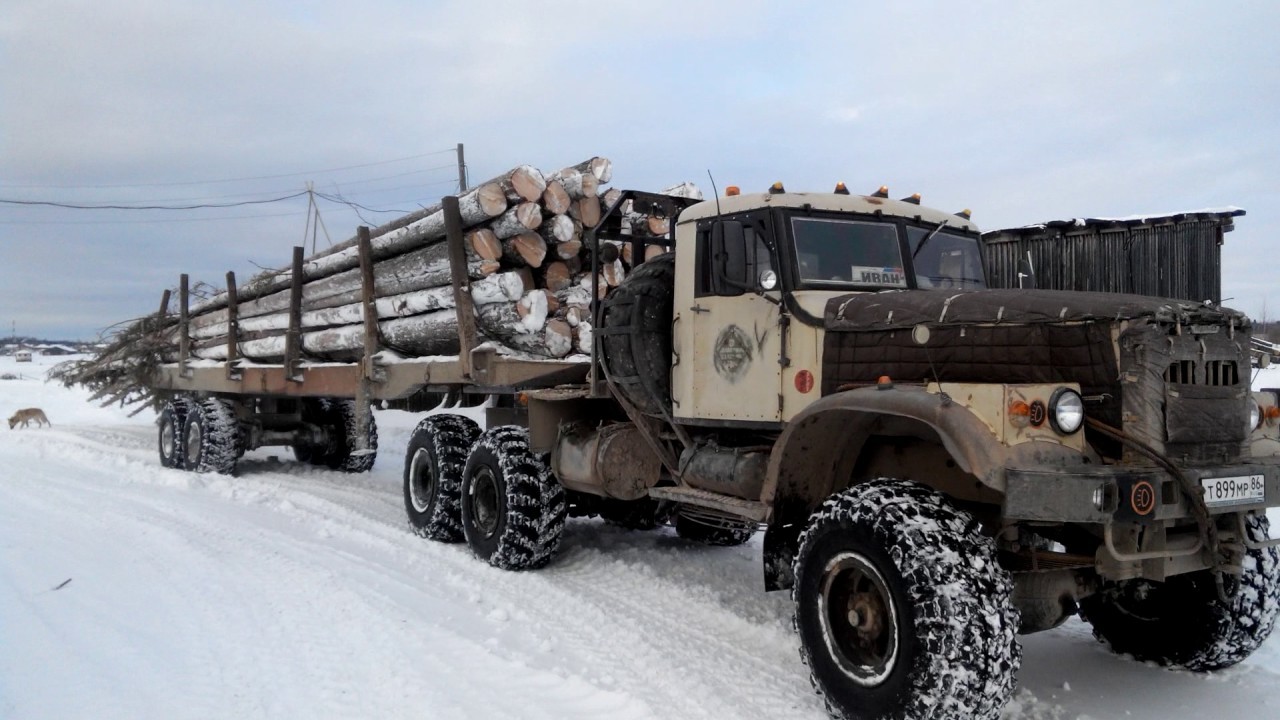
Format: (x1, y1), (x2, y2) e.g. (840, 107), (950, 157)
(496, 165), (547, 203)
(488, 202), (543, 239)
(554, 238), (582, 261)
(543, 319), (573, 358)
(551, 168), (599, 200)
(598, 187), (622, 212)
(189, 241), (493, 337)
(538, 214), (576, 244)
(565, 157), (613, 184)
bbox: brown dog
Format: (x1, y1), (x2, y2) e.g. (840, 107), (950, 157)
(8, 408), (50, 429)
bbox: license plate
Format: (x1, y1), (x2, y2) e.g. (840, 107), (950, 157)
(1201, 475), (1265, 507)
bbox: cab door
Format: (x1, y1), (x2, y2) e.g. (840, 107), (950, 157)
(671, 215), (783, 424)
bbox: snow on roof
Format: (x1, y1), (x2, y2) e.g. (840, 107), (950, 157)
(987, 207), (1245, 235)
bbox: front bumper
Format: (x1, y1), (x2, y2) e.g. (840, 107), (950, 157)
(1004, 461), (1280, 525)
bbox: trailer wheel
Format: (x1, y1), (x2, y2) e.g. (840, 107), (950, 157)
(182, 398), (241, 475)
(404, 414), (480, 542)
(1079, 513), (1280, 671)
(675, 512), (755, 546)
(294, 399), (378, 473)
(792, 479), (1020, 720)
(158, 395), (197, 469)
(461, 426), (567, 570)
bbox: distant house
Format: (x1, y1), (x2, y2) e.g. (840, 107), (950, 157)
(41, 344), (78, 356)
(15, 349), (33, 362)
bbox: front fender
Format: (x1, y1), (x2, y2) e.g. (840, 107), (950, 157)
(761, 384), (1012, 591)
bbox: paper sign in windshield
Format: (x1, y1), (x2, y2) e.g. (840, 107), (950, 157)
(850, 266), (907, 287)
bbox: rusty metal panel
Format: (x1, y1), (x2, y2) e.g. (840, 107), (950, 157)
(982, 212), (1235, 303)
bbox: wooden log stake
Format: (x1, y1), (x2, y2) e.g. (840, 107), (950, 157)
(353, 227), (379, 456)
(155, 289), (171, 334)
(225, 271), (239, 377)
(285, 247), (304, 380)
(444, 196), (479, 378)
(179, 274), (190, 378)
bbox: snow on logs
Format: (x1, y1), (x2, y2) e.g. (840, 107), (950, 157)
(172, 156), (692, 364)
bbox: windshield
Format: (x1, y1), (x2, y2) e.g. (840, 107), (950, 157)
(792, 217), (907, 288)
(906, 227), (987, 289)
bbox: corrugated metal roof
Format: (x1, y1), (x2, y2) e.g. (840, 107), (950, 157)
(986, 207), (1245, 237)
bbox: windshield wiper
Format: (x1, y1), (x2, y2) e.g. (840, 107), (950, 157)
(911, 219), (948, 260)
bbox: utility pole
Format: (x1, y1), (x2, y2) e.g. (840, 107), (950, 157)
(456, 143), (468, 192)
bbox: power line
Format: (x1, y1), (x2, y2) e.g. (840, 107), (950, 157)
(0, 148), (459, 190)
(0, 191), (310, 211)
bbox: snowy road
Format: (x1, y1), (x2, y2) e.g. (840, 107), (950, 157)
(3, 356), (1280, 719)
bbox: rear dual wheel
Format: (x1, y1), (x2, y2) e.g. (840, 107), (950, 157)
(460, 425), (567, 570)
(404, 414), (480, 542)
(180, 398), (241, 475)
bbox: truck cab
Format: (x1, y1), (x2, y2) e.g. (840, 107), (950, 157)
(669, 185), (986, 424)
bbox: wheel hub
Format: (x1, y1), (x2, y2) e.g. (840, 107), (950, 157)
(469, 467), (500, 538)
(409, 448), (436, 513)
(183, 419), (202, 468)
(160, 418), (177, 460)
(819, 551), (900, 687)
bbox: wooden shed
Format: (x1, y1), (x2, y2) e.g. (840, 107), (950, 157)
(981, 208), (1244, 304)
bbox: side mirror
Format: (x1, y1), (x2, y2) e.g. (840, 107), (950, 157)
(711, 220), (749, 296)
(1016, 252), (1037, 289)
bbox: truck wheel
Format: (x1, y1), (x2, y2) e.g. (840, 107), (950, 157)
(158, 395), (197, 469)
(792, 479), (1020, 720)
(1079, 514), (1280, 671)
(675, 513), (755, 546)
(295, 399), (378, 473)
(182, 398), (240, 475)
(599, 252), (674, 416)
(404, 414), (480, 542)
(461, 426), (567, 570)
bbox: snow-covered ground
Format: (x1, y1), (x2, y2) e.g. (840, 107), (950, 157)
(3, 353), (1280, 720)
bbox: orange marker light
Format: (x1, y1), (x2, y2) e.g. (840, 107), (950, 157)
(872, 185), (889, 198)
(834, 182), (850, 195)
(1267, 406), (1280, 422)
(1009, 400), (1031, 428)
(901, 193), (922, 205)
(769, 181), (786, 194)
(725, 185), (740, 197)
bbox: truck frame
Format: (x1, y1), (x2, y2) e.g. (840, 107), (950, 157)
(146, 185), (1280, 720)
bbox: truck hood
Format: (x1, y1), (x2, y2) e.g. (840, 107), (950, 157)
(823, 288), (1247, 332)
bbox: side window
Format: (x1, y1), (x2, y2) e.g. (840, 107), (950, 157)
(696, 216), (775, 297)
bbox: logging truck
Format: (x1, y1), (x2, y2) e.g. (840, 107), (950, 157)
(142, 177), (1280, 720)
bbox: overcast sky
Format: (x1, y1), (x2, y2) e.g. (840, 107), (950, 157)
(2, 0), (1277, 340)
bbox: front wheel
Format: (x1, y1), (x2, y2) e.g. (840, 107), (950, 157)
(1079, 513), (1280, 671)
(792, 479), (1020, 720)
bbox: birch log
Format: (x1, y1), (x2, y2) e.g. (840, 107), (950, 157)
(189, 182), (506, 315)
(541, 180), (571, 215)
(489, 202), (543, 239)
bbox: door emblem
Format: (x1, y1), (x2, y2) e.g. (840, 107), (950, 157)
(713, 325), (753, 383)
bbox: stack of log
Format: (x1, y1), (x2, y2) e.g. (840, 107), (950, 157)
(170, 157), (692, 363)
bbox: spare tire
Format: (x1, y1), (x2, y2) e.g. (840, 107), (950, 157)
(599, 252), (675, 416)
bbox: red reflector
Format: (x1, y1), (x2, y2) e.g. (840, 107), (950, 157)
(795, 370), (814, 394)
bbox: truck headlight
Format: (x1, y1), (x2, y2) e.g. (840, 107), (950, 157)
(1049, 388), (1084, 434)
(1250, 397), (1262, 431)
